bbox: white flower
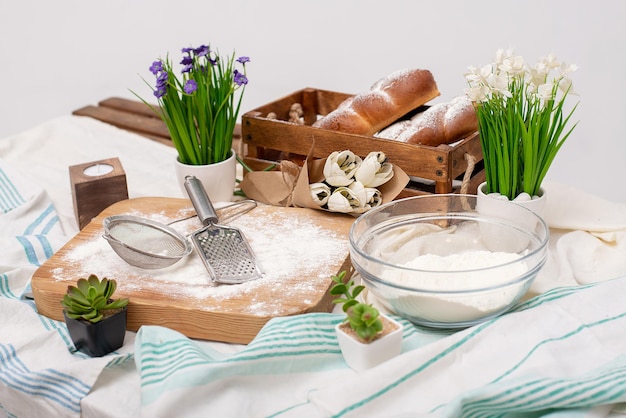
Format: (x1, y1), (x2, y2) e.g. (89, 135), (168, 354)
(354, 151), (394, 188)
(347, 181), (367, 208)
(465, 50), (578, 106)
(559, 62), (578, 77)
(539, 53), (561, 71)
(365, 187), (383, 208)
(557, 76), (575, 96)
(309, 182), (331, 206)
(527, 66), (548, 90)
(557, 63), (577, 95)
(536, 82), (555, 103)
(323, 150), (361, 187)
(327, 186), (362, 213)
(486, 73), (512, 98)
(499, 54), (525, 77)
(494, 48), (515, 66)
(465, 85), (490, 103)
(352, 186), (383, 214)
(465, 64), (493, 85)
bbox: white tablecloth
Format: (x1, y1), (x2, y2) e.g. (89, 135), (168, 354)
(1, 115), (626, 417)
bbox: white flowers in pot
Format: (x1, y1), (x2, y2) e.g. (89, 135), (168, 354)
(310, 150), (393, 214)
(465, 48), (579, 202)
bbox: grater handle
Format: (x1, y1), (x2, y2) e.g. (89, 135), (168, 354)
(184, 176), (218, 226)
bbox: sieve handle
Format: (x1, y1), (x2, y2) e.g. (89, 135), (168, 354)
(184, 175), (218, 226)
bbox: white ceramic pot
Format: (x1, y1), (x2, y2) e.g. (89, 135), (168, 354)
(476, 182), (547, 219)
(175, 150), (237, 202)
(335, 314), (403, 372)
(476, 182), (547, 252)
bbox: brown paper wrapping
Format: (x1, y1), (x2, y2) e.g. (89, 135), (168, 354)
(240, 156), (410, 212)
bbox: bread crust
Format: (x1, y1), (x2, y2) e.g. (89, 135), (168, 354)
(313, 69), (440, 136)
(400, 96), (478, 146)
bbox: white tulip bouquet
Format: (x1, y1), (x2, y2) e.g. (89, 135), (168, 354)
(309, 150), (394, 214)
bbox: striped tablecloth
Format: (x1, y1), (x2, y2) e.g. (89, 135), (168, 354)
(1, 115), (625, 417)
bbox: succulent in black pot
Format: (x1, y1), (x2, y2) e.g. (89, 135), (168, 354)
(61, 274), (129, 357)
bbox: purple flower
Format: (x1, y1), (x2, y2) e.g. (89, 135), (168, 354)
(233, 69), (248, 86)
(180, 55), (193, 66)
(184, 79), (198, 94)
(181, 64), (193, 74)
(194, 45), (209, 57)
(182, 47), (194, 54)
(149, 60), (163, 75)
(237, 56), (250, 64)
(155, 71), (168, 88)
(154, 86), (167, 98)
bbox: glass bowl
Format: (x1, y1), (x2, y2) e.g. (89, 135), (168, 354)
(349, 194), (549, 329)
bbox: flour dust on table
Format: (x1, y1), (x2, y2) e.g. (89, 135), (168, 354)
(52, 205), (349, 317)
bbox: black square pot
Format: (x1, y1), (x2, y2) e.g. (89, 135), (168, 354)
(64, 308), (127, 357)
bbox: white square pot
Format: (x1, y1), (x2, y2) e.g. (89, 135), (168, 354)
(335, 314), (403, 372)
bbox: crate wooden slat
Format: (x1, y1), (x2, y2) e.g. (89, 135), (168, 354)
(241, 88), (485, 196)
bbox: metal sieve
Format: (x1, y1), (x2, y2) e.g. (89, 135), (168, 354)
(103, 216), (192, 269)
(103, 197), (257, 270)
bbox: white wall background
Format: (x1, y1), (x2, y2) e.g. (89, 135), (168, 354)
(1, 0), (625, 202)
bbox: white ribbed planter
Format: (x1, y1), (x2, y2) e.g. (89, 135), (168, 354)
(477, 182), (547, 219)
(476, 182), (548, 252)
(174, 150), (237, 203)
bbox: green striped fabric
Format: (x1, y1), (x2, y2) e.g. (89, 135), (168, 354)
(135, 276), (626, 417)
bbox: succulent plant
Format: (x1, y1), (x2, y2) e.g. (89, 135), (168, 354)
(61, 274), (129, 324)
(330, 271), (383, 342)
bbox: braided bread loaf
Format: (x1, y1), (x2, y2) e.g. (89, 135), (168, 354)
(312, 69), (440, 136)
(377, 96), (478, 146)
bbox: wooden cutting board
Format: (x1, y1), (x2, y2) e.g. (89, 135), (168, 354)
(32, 197), (355, 344)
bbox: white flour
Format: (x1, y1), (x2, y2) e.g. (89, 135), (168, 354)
(378, 250), (529, 323)
(52, 206), (349, 316)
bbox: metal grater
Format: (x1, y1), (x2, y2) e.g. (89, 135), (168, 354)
(184, 175), (263, 284)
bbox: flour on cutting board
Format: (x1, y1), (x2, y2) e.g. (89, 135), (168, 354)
(51, 206), (349, 315)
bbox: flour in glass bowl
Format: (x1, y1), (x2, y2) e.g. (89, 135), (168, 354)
(377, 250), (530, 323)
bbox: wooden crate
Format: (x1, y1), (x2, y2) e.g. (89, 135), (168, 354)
(241, 88), (485, 196)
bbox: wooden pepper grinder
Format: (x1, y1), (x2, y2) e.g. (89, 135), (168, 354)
(69, 157), (128, 230)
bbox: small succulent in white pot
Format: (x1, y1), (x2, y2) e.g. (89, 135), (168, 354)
(330, 271), (403, 372)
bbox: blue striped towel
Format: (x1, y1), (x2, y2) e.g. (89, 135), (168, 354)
(135, 277), (626, 417)
(0, 158), (134, 417)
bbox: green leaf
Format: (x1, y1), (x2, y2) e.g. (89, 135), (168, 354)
(76, 278), (90, 295)
(351, 285), (365, 299)
(65, 286), (90, 306)
(81, 309), (98, 320)
(105, 298), (129, 310)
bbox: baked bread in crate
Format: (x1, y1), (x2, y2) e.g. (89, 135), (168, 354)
(241, 70), (484, 196)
